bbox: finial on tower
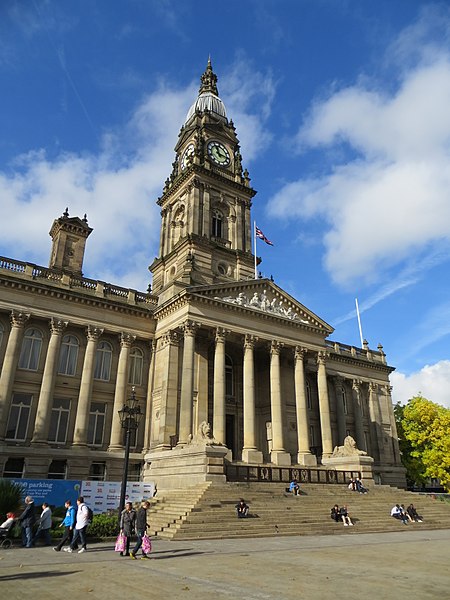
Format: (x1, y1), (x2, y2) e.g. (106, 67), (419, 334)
(199, 57), (219, 96)
(63, 207), (69, 218)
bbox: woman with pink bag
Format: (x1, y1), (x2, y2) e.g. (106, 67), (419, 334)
(117, 502), (136, 557)
(130, 500), (151, 560)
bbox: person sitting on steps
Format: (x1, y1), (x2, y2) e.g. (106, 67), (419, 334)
(289, 479), (300, 496)
(339, 505), (354, 526)
(406, 504), (423, 522)
(235, 499), (249, 518)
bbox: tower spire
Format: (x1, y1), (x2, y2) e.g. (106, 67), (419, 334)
(199, 57), (219, 96)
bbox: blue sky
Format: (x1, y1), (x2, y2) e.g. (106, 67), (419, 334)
(1, 0), (450, 408)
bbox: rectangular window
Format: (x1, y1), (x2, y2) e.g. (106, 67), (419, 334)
(3, 457), (25, 478)
(48, 460), (67, 480)
(127, 462), (142, 482)
(6, 393), (32, 441)
(89, 461), (106, 481)
(87, 402), (106, 446)
(48, 398), (70, 444)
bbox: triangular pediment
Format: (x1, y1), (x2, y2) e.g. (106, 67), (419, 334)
(188, 279), (333, 335)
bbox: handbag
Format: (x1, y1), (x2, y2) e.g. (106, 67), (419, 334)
(114, 532), (126, 552)
(141, 533), (152, 554)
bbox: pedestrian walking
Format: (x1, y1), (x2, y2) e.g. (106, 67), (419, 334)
(130, 500), (150, 560)
(18, 496), (36, 548)
(32, 502), (52, 546)
(119, 501), (136, 557)
(65, 497), (90, 553)
(53, 500), (76, 551)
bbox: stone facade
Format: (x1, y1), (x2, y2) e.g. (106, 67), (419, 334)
(0, 61), (406, 489)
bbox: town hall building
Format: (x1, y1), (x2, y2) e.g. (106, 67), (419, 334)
(0, 61), (406, 489)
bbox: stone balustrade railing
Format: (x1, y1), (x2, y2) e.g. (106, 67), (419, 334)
(0, 256), (157, 308)
(325, 339), (387, 365)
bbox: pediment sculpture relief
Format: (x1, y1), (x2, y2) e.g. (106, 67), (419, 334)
(214, 290), (309, 322)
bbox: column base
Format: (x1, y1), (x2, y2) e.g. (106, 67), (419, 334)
(241, 448), (263, 464)
(297, 452), (317, 466)
(107, 445), (125, 453)
(30, 439), (49, 447)
(270, 450), (291, 466)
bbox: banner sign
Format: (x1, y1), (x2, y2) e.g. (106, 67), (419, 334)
(10, 479), (82, 507)
(7, 479), (155, 513)
(80, 481), (155, 514)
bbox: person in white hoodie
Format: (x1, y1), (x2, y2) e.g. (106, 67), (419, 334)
(65, 497), (89, 554)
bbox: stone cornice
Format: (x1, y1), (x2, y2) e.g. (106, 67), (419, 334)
(326, 352), (395, 374)
(157, 164), (256, 206)
(0, 277), (156, 320)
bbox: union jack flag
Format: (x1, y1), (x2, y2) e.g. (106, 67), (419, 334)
(255, 225), (274, 246)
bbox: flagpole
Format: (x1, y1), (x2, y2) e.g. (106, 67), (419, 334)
(253, 221), (257, 279)
(355, 298), (364, 347)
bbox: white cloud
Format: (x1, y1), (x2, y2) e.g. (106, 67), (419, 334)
(267, 11), (450, 288)
(391, 361), (450, 409)
(0, 64), (274, 291)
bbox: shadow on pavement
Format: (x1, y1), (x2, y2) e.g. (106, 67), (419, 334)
(0, 570), (80, 581)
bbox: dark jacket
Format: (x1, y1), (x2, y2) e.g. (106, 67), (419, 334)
(120, 508), (136, 536)
(135, 507), (148, 532)
(19, 502), (36, 527)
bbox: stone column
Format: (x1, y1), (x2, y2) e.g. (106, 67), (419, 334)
(242, 334), (263, 463)
(317, 351), (333, 458)
(213, 327), (227, 445)
(31, 318), (68, 445)
(108, 332), (136, 451)
(385, 385), (401, 464)
(0, 311), (30, 441)
(368, 382), (381, 461)
(177, 320), (198, 446)
(333, 376), (347, 446)
(352, 379), (366, 451)
(72, 325), (103, 447)
(142, 341), (156, 454)
(294, 347), (316, 465)
(270, 341), (290, 465)
(156, 332), (180, 449)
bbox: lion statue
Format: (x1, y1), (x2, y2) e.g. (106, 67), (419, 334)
(188, 421), (222, 446)
(332, 435), (367, 458)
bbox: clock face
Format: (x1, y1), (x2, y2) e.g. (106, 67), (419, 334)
(181, 143), (195, 170)
(207, 141), (230, 166)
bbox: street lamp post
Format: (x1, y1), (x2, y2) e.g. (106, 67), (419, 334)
(117, 386), (143, 522)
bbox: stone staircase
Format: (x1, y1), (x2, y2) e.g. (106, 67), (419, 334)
(147, 482), (450, 540)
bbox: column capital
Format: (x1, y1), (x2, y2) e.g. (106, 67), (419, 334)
(294, 346), (308, 361)
(333, 375), (344, 389)
(182, 320), (200, 337)
(317, 350), (329, 365)
(86, 325), (104, 342)
(352, 379), (363, 392)
(10, 310), (30, 328)
(161, 330), (180, 348)
(215, 327), (230, 344)
(244, 334), (258, 350)
(119, 332), (136, 348)
(369, 381), (378, 392)
(49, 317), (68, 335)
(270, 340), (283, 355)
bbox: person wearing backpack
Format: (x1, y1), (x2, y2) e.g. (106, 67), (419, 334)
(65, 496), (90, 554)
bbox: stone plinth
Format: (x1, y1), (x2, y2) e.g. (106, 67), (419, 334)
(297, 452), (318, 467)
(143, 443), (228, 489)
(321, 455), (375, 485)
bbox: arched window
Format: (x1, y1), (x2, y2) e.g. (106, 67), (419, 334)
(212, 209), (223, 238)
(225, 354), (234, 397)
(94, 341), (112, 381)
(58, 335), (79, 376)
(18, 328), (42, 370)
(128, 347), (144, 386)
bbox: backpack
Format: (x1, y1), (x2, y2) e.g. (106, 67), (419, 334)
(85, 505), (94, 524)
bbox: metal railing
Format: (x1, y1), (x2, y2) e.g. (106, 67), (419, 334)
(225, 464), (361, 485)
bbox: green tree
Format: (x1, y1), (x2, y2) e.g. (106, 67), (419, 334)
(399, 396), (450, 492)
(0, 479), (24, 519)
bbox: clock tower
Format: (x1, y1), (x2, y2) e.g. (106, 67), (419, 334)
(150, 59), (257, 304)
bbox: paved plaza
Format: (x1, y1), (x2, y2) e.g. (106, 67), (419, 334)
(0, 529), (449, 600)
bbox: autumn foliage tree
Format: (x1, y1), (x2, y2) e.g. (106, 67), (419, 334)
(397, 396), (450, 492)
